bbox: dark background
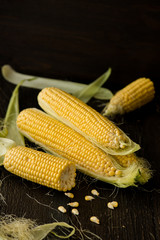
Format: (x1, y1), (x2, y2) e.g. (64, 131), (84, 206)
(0, 1), (160, 239)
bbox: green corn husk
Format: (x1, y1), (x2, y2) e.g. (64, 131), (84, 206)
(1, 65), (113, 103)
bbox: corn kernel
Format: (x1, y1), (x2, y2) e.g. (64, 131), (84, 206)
(64, 192), (74, 198)
(71, 208), (79, 215)
(91, 189), (99, 196)
(107, 202), (114, 209)
(67, 202), (79, 207)
(85, 195), (94, 201)
(90, 216), (100, 224)
(107, 201), (118, 209)
(58, 206), (67, 213)
(111, 201), (118, 208)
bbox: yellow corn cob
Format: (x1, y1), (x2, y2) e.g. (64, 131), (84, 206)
(102, 78), (155, 117)
(16, 108), (151, 187)
(16, 108), (122, 179)
(3, 146), (76, 191)
(37, 87), (140, 155)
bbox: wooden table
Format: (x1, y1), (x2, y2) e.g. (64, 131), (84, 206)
(0, 1), (160, 239)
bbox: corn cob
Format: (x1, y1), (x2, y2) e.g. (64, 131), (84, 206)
(3, 145), (76, 191)
(16, 108), (151, 187)
(37, 87), (140, 155)
(102, 78), (155, 117)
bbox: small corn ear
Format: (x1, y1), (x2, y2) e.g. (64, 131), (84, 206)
(37, 87), (140, 155)
(102, 78), (155, 117)
(3, 146), (76, 191)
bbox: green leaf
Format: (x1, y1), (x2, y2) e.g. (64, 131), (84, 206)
(1, 65), (113, 101)
(74, 68), (112, 103)
(0, 78), (36, 146)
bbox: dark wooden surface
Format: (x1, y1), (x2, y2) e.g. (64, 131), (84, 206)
(0, 1), (160, 239)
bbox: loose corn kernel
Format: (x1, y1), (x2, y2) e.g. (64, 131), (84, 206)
(103, 77), (155, 116)
(85, 195), (95, 201)
(111, 201), (118, 208)
(107, 201), (118, 209)
(64, 192), (74, 198)
(107, 202), (114, 209)
(38, 87), (139, 154)
(58, 206), (67, 213)
(90, 216), (100, 224)
(67, 202), (79, 207)
(3, 146), (76, 192)
(91, 189), (99, 196)
(71, 208), (79, 215)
